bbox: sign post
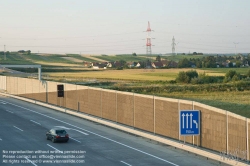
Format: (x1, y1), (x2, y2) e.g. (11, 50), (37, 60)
(180, 110), (200, 136)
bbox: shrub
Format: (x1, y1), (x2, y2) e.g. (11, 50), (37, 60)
(186, 70), (198, 80)
(176, 70), (198, 83)
(225, 70), (237, 79)
(176, 71), (189, 83)
(246, 69), (250, 77)
(191, 77), (203, 84)
(232, 74), (239, 82)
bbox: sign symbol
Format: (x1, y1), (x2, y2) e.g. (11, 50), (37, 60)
(186, 113), (189, 129)
(182, 113), (185, 129)
(180, 110), (200, 136)
(193, 120), (198, 128)
(190, 113), (193, 128)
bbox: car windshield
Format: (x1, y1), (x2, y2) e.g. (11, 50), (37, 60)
(56, 130), (66, 134)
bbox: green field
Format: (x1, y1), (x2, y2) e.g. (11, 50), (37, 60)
(66, 54), (100, 62)
(1, 52), (250, 118)
(93, 55), (151, 62)
(156, 91), (250, 118)
(46, 68), (224, 81)
(203, 68), (250, 74)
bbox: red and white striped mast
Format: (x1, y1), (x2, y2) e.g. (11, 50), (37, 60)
(146, 21), (153, 54)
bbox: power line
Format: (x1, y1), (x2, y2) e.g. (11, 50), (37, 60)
(1, 31), (143, 40)
(233, 42), (239, 55)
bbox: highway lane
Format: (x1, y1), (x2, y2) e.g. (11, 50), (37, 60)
(0, 95), (228, 166)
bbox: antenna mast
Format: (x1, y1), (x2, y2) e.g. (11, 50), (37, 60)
(172, 36), (176, 55)
(233, 42), (239, 55)
(146, 21), (153, 55)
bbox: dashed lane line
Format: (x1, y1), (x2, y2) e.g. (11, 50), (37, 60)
(13, 126), (23, 131)
(30, 120), (41, 125)
(1, 100), (179, 166)
(121, 161), (132, 166)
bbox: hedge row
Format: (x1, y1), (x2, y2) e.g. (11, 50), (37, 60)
(112, 81), (250, 93)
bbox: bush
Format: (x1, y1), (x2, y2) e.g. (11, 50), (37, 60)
(191, 77), (203, 84)
(176, 70), (198, 83)
(232, 74), (239, 82)
(116, 66), (123, 70)
(169, 80), (177, 84)
(225, 70), (237, 79)
(176, 71), (189, 83)
(246, 69), (250, 77)
(186, 70), (198, 79)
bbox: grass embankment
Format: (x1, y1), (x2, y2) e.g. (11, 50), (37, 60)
(156, 91), (250, 118)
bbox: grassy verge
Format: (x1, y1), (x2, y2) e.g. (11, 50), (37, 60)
(153, 91), (250, 118)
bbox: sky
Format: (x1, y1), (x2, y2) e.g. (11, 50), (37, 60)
(0, 0), (249, 55)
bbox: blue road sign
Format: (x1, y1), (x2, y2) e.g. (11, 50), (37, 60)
(180, 110), (200, 136)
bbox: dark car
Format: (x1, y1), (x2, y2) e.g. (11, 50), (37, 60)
(46, 128), (69, 143)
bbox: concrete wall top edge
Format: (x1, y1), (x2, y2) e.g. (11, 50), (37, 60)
(101, 89), (117, 93)
(227, 111), (247, 120)
(179, 99), (193, 105)
(116, 91), (134, 96)
(154, 96), (179, 103)
(76, 85), (89, 90)
(193, 101), (227, 115)
(87, 87), (103, 91)
(134, 93), (154, 98)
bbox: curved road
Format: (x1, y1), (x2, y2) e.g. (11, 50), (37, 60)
(0, 95), (227, 166)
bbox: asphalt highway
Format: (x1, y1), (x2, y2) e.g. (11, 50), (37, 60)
(0, 95), (228, 166)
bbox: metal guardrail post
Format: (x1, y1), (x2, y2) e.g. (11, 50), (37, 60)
(226, 110), (228, 154)
(133, 93), (135, 128)
(153, 95), (155, 135)
(192, 101), (194, 145)
(247, 118), (249, 161)
(101, 89), (102, 118)
(38, 67), (41, 81)
(116, 91), (117, 123)
(178, 99), (180, 142)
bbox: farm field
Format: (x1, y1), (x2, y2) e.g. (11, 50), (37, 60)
(1, 52), (250, 118)
(44, 68), (225, 81)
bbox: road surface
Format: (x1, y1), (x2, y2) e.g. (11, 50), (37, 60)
(0, 95), (228, 166)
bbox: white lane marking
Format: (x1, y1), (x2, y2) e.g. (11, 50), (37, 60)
(0, 101), (88, 135)
(0, 138), (2, 141)
(92, 132), (179, 166)
(13, 126), (23, 131)
(0, 102), (6, 104)
(30, 120), (41, 125)
(5, 110), (13, 113)
(54, 126), (87, 135)
(2, 100), (178, 166)
(25, 157), (37, 166)
(121, 161), (132, 166)
(69, 137), (81, 143)
(47, 144), (63, 153)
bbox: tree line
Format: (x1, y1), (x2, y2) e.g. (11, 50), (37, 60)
(178, 54), (250, 68)
(176, 69), (250, 84)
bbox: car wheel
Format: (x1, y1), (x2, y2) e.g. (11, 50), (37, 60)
(46, 136), (49, 140)
(52, 137), (56, 143)
(65, 140), (68, 143)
